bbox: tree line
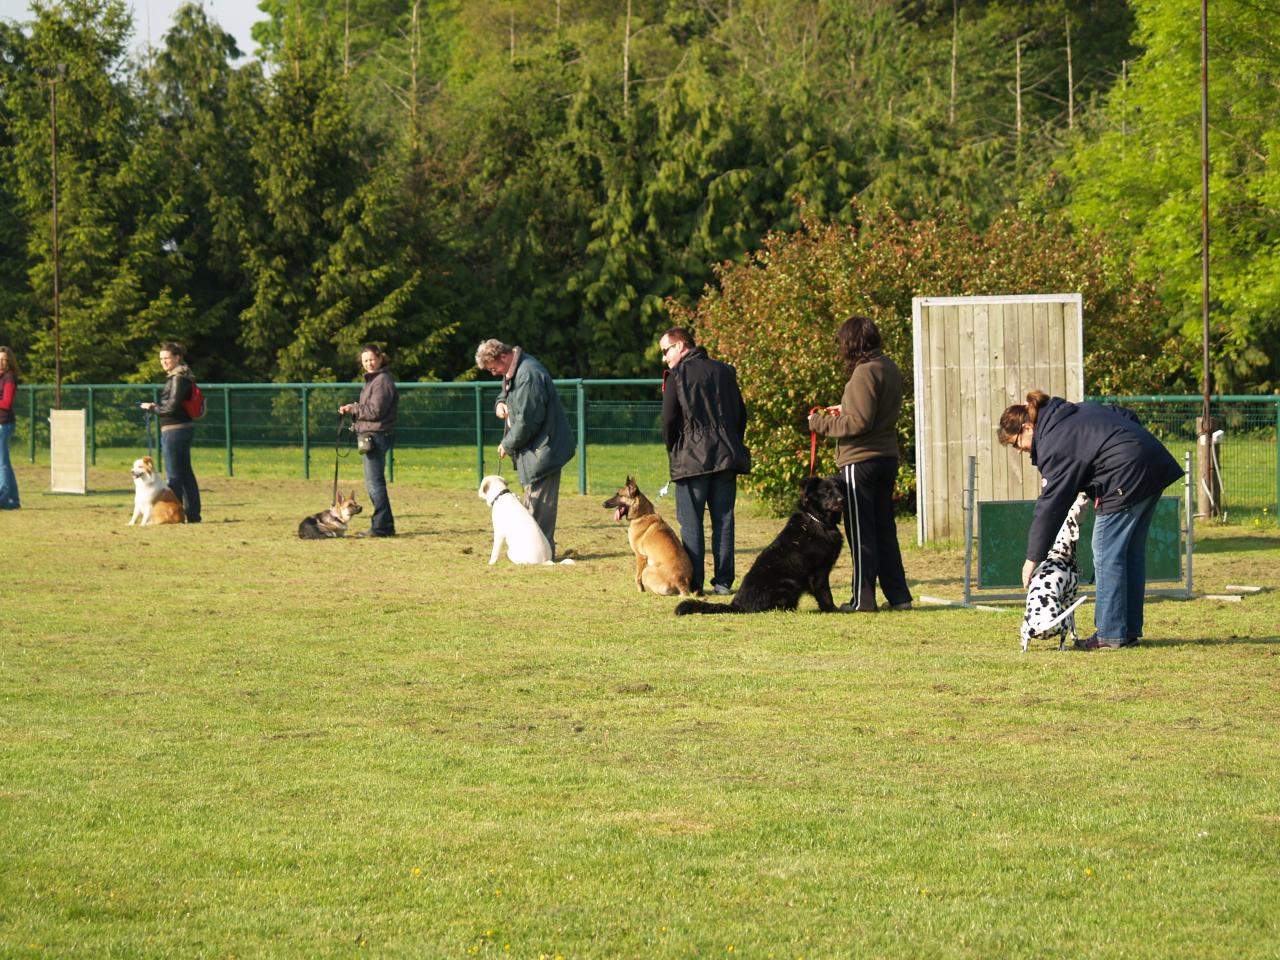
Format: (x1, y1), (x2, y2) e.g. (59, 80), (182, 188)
(0, 0), (1276, 392)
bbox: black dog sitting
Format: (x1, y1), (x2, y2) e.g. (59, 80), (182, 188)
(676, 476), (845, 615)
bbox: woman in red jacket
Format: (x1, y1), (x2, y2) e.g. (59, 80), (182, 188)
(0, 346), (21, 510)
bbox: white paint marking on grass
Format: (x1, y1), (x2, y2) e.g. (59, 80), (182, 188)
(1224, 584), (1262, 593)
(918, 595), (1005, 612)
(1200, 594), (1244, 602)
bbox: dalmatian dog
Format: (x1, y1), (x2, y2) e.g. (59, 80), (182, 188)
(1021, 492), (1091, 652)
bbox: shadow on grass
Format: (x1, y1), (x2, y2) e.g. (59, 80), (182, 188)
(1148, 634), (1280, 647)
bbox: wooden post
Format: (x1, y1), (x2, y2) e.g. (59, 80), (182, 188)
(1015, 37), (1023, 167)
(949, 0), (958, 126)
(623, 0), (632, 115)
(1065, 14), (1074, 130)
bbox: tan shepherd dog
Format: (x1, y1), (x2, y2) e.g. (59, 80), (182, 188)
(298, 491), (363, 539)
(603, 476), (694, 596)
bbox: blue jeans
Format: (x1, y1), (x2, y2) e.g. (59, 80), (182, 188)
(360, 432), (395, 536)
(0, 421), (19, 509)
(1092, 494), (1160, 641)
(675, 470), (737, 593)
(160, 426), (200, 522)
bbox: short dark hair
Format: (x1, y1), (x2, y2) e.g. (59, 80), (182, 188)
(159, 341), (186, 359)
(835, 316), (881, 371)
(661, 327), (695, 350)
(359, 343), (385, 359)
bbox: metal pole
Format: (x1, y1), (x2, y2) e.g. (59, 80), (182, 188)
(576, 380), (586, 494)
(301, 386), (310, 479)
(87, 386), (95, 464)
(1184, 451), (1194, 596)
(963, 455), (976, 605)
(1197, 0), (1217, 517)
(474, 383), (484, 486)
(224, 386), (233, 476)
(49, 66), (64, 410)
(28, 388), (36, 462)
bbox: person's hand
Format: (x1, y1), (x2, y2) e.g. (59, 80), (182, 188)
(1022, 559), (1037, 591)
(497, 444), (507, 459)
(339, 403), (354, 415)
(495, 401), (509, 420)
(828, 404), (841, 415)
(139, 402), (154, 412)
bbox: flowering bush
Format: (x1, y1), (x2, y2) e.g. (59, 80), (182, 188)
(669, 205), (1192, 515)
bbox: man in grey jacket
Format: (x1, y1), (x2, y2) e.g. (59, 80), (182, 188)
(476, 339), (574, 558)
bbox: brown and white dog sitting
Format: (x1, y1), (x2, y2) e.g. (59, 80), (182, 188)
(129, 456), (185, 525)
(298, 491), (363, 539)
(603, 476), (693, 596)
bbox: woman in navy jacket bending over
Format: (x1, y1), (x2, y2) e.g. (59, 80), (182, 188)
(998, 391), (1182, 650)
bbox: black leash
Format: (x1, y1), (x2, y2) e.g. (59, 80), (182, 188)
(332, 412), (354, 505)
(144, 411), (155, 460)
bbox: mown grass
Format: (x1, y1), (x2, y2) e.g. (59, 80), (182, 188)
(2, 461), (1278, 958)
(65, 442), (675, 499)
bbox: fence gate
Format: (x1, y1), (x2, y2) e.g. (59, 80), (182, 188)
(912, 294), (1084, 543)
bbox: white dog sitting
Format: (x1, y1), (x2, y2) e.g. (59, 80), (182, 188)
(129, 455), (185, 525)
(478, 475), (574, 565)
(1021, 491), (1090, 652)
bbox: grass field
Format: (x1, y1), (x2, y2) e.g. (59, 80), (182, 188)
(2, 461), (1278, 958)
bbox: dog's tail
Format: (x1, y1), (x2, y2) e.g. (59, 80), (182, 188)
(675, 598), (741, 616)
(1027, 594), (1089, 635)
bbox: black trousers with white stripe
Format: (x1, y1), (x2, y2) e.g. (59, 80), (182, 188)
(839, 457), (911, 611)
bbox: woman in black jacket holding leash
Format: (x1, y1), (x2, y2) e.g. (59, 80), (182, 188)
(808, 316), (912, 614)
(999, 391), (1182, 650)
(139, 342), (201, 523)
(339, 344), (398, 538)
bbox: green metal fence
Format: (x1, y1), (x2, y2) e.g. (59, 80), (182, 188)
(1090, 395), (1279, 525)
(13, 380), (667, 495)
(12, 385), (1280, 520)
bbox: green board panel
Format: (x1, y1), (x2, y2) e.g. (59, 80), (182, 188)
(978, 497), (1182, 588)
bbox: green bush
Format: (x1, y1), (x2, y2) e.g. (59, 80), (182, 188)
(670, 205), (1193, 515)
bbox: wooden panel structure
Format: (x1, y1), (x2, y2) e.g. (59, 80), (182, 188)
(50, 408), (88, 494)
(912, 295), (1083, 543)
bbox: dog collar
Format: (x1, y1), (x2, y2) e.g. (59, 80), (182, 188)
(802, 510), (827, 527)
(494, 489), (514, 501)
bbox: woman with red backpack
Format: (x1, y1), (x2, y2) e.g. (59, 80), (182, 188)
(139, 342), (202, 523)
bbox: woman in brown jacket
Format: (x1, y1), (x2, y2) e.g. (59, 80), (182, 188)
(808, 316), (912, 613)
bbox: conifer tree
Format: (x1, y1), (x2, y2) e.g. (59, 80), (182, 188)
(6, 0), (193, 385)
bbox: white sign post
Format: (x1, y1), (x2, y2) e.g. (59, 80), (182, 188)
(50, 408), (87, 494)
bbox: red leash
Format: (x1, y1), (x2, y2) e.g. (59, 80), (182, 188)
(808, 405), (841, 476)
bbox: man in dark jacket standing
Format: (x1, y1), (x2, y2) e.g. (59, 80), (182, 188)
(476, 339), (575, 559)
(660, 327), (751, 596)
(340, 344), (398, 537)
(999, 391), (1183, 649)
